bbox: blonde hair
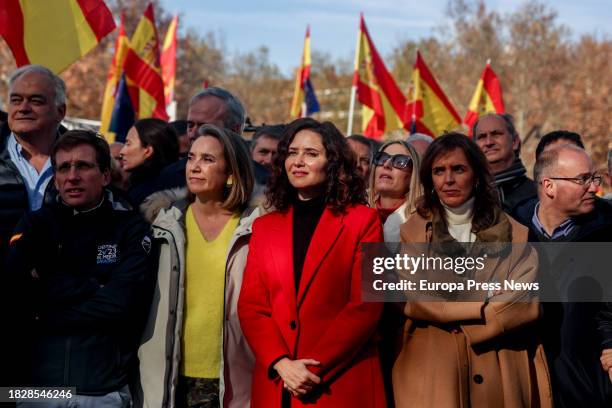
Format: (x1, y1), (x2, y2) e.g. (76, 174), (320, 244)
(193, 124), (254, 212)
(368, 140), (423, 218)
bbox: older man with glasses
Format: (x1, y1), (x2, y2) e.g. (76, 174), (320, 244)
(530, 144), (607, 242)
(525, 143), (612, 408)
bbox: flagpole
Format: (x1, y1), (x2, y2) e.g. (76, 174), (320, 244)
(168, 100), (177, 121)
(347, 13), (362, 136)
(347, 85), (356, 135)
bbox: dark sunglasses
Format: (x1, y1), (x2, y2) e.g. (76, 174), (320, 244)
(373, 151), (413, 170)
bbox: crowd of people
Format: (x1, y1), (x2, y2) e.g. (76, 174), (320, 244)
(1, 64), (611, 408)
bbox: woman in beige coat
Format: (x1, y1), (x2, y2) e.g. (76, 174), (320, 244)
(393, 132), (552, 408)
(135, 125), (259, 408)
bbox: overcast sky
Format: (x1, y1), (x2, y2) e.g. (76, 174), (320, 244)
(159, 0), (610, 76)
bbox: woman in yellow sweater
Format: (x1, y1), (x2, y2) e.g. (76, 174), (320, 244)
(138, 124), (258, 408)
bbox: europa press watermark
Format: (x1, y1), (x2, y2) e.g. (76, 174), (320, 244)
(360, 242), (612, 303)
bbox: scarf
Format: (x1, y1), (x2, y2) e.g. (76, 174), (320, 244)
(429, 204), (512, 259)
(375, 198), (404, 224)
(494, 157), (527, 185)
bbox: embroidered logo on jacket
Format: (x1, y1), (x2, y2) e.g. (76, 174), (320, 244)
(141, 236), (152, 254)
(97, 244), (118, 264)
(9, 233), (23, 246)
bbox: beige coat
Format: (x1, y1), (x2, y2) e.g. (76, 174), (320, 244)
(393, 212), (553, 408)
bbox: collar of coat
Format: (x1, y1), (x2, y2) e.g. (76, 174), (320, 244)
(147, 186), (265, 240)
(427, 204), (513, 259)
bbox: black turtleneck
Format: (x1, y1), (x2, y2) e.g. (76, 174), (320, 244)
(292, 194), (326, 293)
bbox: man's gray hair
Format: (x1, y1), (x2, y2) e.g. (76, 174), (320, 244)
(473, 113), (521, 156)
(8, 64), (66, 107)
(189, 87), (246, 134)
(406, 133), (433, 144)
(472, 113), (519, 141)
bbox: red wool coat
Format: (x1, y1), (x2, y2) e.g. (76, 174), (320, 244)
(238, 204), (386, 408)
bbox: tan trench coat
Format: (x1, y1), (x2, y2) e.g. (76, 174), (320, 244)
(392, 212), (553, 408)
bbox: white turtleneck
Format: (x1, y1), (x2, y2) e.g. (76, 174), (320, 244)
(442, 196), (476, 243)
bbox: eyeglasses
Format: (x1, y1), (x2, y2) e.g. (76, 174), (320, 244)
(55, 161), (99, 174)
(548, 173), (603, 186)
(373, 152), (413, 170)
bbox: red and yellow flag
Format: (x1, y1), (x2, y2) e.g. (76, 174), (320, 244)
(123, 3), (168, 121)
(353, 14), (407, 139)
(0, 0), (115, 73)
(161, 14), (178, 106)
(290, 26), (320, 119)
(100, 12), (130, 141)
(406, 51), (461, 137)
(464, 61), (505, 133)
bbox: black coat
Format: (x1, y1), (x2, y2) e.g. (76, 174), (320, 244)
(597, 302), (612, 349)
(0, 124), (64, 263)
(4, 192), (157, 394)
(524, 198), (612, 407)
(496, 174), (537, 219)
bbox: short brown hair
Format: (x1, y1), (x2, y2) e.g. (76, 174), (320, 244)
(51, 130), (111, 172)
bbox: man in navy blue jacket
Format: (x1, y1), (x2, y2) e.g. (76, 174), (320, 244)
(5, 130), (156, 406)
(521, 144), (612, 407)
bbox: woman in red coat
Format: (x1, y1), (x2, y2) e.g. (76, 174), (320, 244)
(238, 118), (386, 408)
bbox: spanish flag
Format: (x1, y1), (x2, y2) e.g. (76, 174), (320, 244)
(464, 60), (505, 133)
(108, 73), (135, 142)
(0, 0), (115, 73)
(123, 3), (168, 121)
(100, 12), (129, 142)
(161, 14), (178, 107)
(407, 51), (461, 137)
(352, 14), (406, 139)
(290, 25), (320, 119)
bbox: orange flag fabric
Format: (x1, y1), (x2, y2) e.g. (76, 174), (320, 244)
(406, 51), (461, 137)
(100, 12), (130, 141)
(161, 14), (178, 106)
(123, 3), (168, 121)
(353, 14), (407, 139)
(0, 0), (115, 73)
(464, 61), (505, 133)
